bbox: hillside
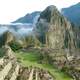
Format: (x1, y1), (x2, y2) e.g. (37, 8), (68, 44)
(61, 2), (80, 26)
(13, 11), (40, 24)
(0, 31), (72, 80)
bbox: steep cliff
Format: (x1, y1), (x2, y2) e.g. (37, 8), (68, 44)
(35, 5), (76, 50)
(34, 5), (80, 80)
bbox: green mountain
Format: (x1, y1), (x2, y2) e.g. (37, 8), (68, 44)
(13, 11), (40, 24)
(61, 2), (80, 26)
(34, 5), (76, 49)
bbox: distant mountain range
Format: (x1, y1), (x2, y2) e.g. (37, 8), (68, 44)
(13, 11), (41, 24)
(0, 3), (79, 38)
(61, 2), (80, 26)
(1, 11), (41, 36)
(13, 3), (80, 27)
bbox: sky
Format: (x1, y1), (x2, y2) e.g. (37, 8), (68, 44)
(0, 0), (79, 24)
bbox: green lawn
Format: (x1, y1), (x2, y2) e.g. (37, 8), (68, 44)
(15, 51), (73, 80)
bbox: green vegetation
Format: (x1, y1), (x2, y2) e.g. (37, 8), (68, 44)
(0, 48), (5, 57)
(15, 50), (73, 80)
(9, 41), (22, 51)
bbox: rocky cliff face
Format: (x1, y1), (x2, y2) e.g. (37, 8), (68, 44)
(34, 5), (80, 80)
(35, 5), (76, 50)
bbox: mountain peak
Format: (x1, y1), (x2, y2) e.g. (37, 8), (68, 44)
(46, 5), (57, 11)
(61, 2), (80, 26)
(39, 5), (59, 22)
(13, 11), (41, 24)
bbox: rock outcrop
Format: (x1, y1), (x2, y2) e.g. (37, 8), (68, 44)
(34, 5), (76, 50)
(34, 5), (80, 80)
(0, 31), (14, 47)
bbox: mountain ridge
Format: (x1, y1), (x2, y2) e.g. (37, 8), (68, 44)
(61, 2), (80, 26)
(12, 11), (41, 24)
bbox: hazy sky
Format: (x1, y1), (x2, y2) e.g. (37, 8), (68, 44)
(0, 0), (79, 24)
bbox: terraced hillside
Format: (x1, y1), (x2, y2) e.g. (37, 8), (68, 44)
(0, 45), (54, 80)
(18, 66), (53, 80)
(0, 57), (20, 80)
(15, 50), (73, 80)
(0, 58), (53, 80)
(0, 45), (73, 80)
(0, 58), (54, 80)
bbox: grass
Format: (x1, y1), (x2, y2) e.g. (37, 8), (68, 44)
(15, 50), (73, 80)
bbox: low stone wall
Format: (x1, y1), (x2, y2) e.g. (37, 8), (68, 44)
(10, 64), (20, 80)
(0, 62), (12, 80)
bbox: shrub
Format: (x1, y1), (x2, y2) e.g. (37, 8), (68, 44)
(9, 41), (22, 51)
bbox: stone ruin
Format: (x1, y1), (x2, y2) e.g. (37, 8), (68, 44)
(0, 45), (54, 80)
(18, 66), (54, 80)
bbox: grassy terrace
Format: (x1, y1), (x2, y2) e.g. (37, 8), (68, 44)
(15, 50), (73, 80)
